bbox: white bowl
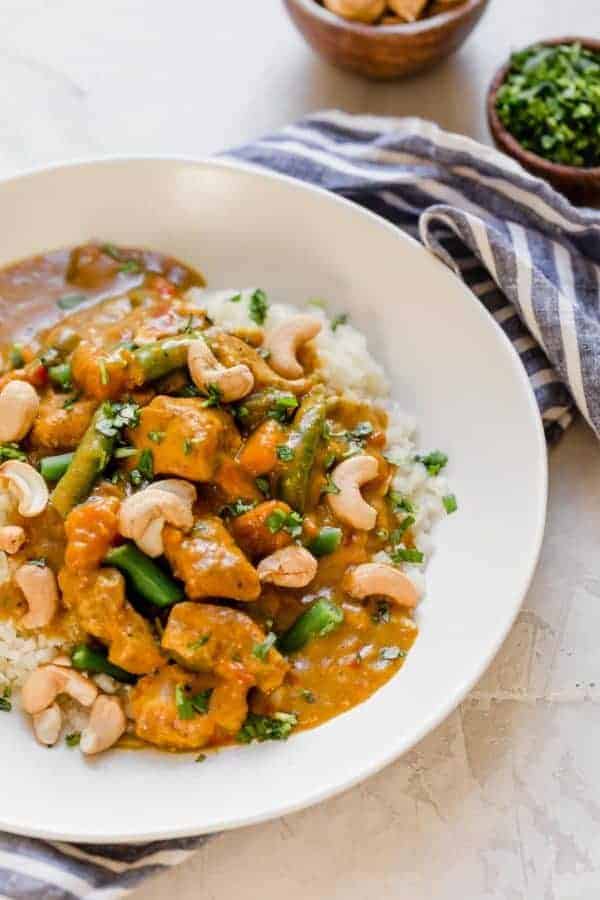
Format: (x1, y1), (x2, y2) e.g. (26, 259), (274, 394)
(0, 158), (547, 842)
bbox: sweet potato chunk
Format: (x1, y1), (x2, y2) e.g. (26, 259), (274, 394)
(29, 390), (96, 450)
(163, 516), (260, 602)
(58, 567), (163, 675)
(129, 397), (240, 481)
(71, 340), (137, 401)
(238, 419), (284, 476)
(213, 457), (262, 503)
(162, 602), (288, 694)
(230, 500), (294, 560)
(64, 494), (120, 572)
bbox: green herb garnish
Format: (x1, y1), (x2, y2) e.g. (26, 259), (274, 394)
(320, 475), (340, 496)
(222, 498), (257, 518)
(0, 443), (26, 462)
(252, 632), (277, 661)
(236, 712), (298, 744)
(65, 732), (81, 747)
(443, 494), (458, 514)
(390, 546), (424, 564)
(265, 508), (303, 537)
(255, 476), (270, 496)
(331, 313), (348, 331)
(9, 344), (24, 368)
(175, 684), (213, 719)
(301, 689), (316, 703)
(148, 431), (165, 444)
(415, 450), (448, 476)
(188, 634), (211, 651)
(379, 646), (405, 662)
(276, 445), (295, 462)
(248, 289), (268, 325)
(57, 293), (87, 311)
(496, 43), (600, 168)
(268, 394), (298, 423)
(201, 384), (222, 408)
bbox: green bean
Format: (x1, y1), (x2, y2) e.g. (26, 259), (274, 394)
(307, 526), (342, 557)
(48, 362), (72, 390)
(50, 408), (115, 517)
(71, 644), (137, 684)
(278, 386), (326, 512)
(105, 542), (183, 607)
(40, 452), (75, 482)
(234, 388), (298, 431)
(133, 335), (197, 384)
(277, 598), (344, 654)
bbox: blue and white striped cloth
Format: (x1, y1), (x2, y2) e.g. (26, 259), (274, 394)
(2, 110), (599, 899)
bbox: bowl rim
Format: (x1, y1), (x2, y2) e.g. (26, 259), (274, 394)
(0, 155), (548, 843)
(285, 0), (488, 36)
(487, 37), (600, 182)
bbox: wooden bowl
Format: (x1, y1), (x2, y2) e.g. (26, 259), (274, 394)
(283, 0), (490, 81)
(487, 37), (600, 207)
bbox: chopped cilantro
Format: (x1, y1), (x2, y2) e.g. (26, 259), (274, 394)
(95, 401), (140, 438)
(268, 394), (298, 422)
(9, 344), (24, 368)
(379, 646), (405, 662)
(266, 508), (303, 537)
(255, 476), (270, 496)
(101, 243), (122, 260)
(148, 431), (165, 444)
(182, 438), (192, 456)
(188, 634), (211, 651)
(390, 546), (424, 565)
(236, 712), (298, 744)
(390, 516), (415, 542)
(0, 697), (11, 712)
(229, 292), (242, 303)
(175, 684), (213, 720)
(323, 452), (337, 471)
(0, 443), (26, 462)
(201, 384), (222, 408)
(65, 731), (81, 747)
(276, 445), (295, 462)
(416, 450), (448, 476)
(301, 689), (316, 703)
(136, 449), (154, 479)
(63, 393), (80, 410)
(387, 491), (414, 515)
(119, 259), (141, 274)
(248, 289), (268, 325)
(321, 475), (340, 496)
(349, 421), (373, 440)
(252, 632), (277, 661)
(195, 753), (207, 763)
(26, 558), (46, 568)
(443, 494), (458, 514)
(331, 313), (348, 331)
(222, 498), (257, 518)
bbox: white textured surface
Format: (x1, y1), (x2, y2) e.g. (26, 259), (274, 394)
(0, 0), (598, 896)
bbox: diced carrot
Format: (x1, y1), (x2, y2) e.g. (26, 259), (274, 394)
(238, 420), (285, 476)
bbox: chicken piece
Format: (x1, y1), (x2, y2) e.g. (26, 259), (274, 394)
(71, 340), (138, 401)
(163, 516), (261, 602)
(213, 457), (262, 503)
(162, 602), (288, 694)
(29, 390), (96, 450)
(130, 664), (250, 750)
(238, 419), (285, 476)
(129, 397), (240, 482)
(230, 500), (294, 560)
(64, 494), (120, 571)
(58, 567), (163, 675)
(66, 244), (122, 289)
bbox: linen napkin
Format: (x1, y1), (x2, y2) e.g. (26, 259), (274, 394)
(2, 110), (599, 900)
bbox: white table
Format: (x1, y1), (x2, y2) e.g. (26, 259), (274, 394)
(2, 1), (600, 897)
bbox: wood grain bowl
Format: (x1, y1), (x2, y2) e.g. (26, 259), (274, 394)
(487, 37), (600, 207)
(283, 0), (490, 80)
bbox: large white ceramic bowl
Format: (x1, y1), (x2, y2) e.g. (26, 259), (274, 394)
(0, 158), (547, 842)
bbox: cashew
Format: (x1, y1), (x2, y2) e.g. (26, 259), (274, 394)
(0, 461), (48, 517)
(323, 0), (386, 22)
(327, 455), (379, 530)
(15, 563), (59, 629)
(119, 481), (195, 557)
(80, 695), (126, 755)
(151, 478), (197, 507)
(263, 315), (322, 379)
(21, 664), (98, 715)
(257, 545), (318, 588)
(188, 339), (254, 403)
(343, 563), (419, 608)
(0, 380), (40, 443)
(32, 702), (62, 747)
(51, 654), (73, 668)
(387, 0), (428, 22)
(0, 525), (25, 554)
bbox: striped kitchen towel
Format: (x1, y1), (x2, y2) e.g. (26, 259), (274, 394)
(2, 111), (599, 900)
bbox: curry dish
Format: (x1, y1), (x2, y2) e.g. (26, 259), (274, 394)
(0, 243), (453, 756)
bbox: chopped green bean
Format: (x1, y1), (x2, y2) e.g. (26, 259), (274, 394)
(278, 598), (344, 654)
(48, 362), (72, 390)
(51, 407), (116, 517)
(278, 387), (326, 513)
(40, 452), (75, 482)
(308, 526), (342, 557)
(71, 644), (137, 684)
(105, 542), (183, 607)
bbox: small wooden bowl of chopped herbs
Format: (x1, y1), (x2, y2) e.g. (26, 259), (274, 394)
(487, 39), (600, 206)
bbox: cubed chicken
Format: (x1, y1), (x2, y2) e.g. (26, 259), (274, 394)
(58, 566), (163, 675)
(230, 500), (294, 560)
(70, 340), (137, 401)
(129, 397), (240, 481)
(29, 390), (96, 450)
(162, 602), (288, 694)
(163, 517), (261, 602)
(130, 664), (249, 750)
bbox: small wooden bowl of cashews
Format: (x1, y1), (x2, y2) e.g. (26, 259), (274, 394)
(283, 0), (490, 80)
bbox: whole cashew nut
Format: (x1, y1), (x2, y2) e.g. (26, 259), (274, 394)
(188, 339), (254, 403)
(263, 315), (322, 379)
(327, 455), (379, 530)
(0, 461), (49, 517)
(80, 695), (126, 755)
(343, 563), (420, 608)
(0, 380), (40, 443)
(151, 478), (197, 507)
(257, 545), (318, 588)
(15, 563), (59, 629)
(323, 0), (386, 22)
(0, 525), (25, 554)
(21, 664), (98, 715)
(32, 702), (63, 747)
(119, 480), (195, 557)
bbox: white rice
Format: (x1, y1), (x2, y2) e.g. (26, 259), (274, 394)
(0, 620), (66, 692)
